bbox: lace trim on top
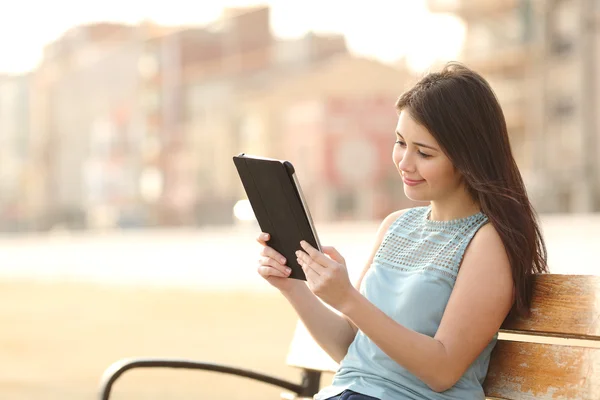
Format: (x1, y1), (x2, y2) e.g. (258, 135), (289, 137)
(373, 206), (488, 280)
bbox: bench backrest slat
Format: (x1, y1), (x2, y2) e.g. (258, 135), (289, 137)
(500, 274), (600, 339)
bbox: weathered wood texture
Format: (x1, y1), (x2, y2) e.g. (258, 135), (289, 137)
(484, 341), (600, 399)
(501, 275), (600, 339)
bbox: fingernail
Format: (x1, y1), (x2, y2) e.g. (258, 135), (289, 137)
(280, 257), (286, 264)
(295, 251), (300, 257)
(300, 241), (306, 246)
(286, 267), (291, 274)
(262, 233), (269, 239)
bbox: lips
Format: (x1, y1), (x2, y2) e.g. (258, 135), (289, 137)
(402, 177), (425, 186)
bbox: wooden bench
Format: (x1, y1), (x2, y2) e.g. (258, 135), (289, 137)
(98, 274), (600, 399)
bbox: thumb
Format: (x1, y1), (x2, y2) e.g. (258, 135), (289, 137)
(322, 246), (345, 264)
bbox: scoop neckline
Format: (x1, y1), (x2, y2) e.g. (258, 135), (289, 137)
(423, 206), (484, 226)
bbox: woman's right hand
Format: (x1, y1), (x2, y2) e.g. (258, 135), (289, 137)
(256, 232), (303, 293)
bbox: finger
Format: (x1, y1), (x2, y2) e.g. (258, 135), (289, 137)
(295, 250), (310, 268)
(296, 249), (326, 274)
(260, 246), (287, 265)
(297, 253), (323, 276)
(301, 261), (320, 282)
(259, 257), (291, 276)
(322, 246), (345, 264)
(257, 265), (289, 279)
(256, 232), (270, 245)
(300, 241), (334, 268)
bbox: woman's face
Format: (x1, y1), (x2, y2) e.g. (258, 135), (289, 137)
(392, 110), (465, 203)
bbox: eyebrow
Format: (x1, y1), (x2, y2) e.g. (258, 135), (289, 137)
(396, 131), (439, 151)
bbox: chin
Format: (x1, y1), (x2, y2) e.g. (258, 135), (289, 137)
(403, 187), (430, 203)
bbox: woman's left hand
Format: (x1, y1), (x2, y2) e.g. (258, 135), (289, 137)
(296, 241), (356, 312)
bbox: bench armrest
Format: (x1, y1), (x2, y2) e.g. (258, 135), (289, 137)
(98, 358), (321, 400)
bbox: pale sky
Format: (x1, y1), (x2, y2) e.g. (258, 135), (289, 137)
(0, 0), (465, 74)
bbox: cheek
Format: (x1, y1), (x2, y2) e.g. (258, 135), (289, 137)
(392, 147), (402, 165)
(421, 160), (455, 184)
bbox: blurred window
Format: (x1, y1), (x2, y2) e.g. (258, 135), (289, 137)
(552, 96), (575, 118)
(335, 191), (356, 218)
(519, 0), (535, 42)
(550, 35), (574, 55)
(549, 0), (577, 56)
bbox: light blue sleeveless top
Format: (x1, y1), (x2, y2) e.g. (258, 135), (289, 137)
(315, 206), (494, 400)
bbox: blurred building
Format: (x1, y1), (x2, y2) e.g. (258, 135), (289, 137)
(179, 8), (349, 226)
(32, 22), (174, 230)
(10, 3), (600, 233)
(427, 0), (600, 212)
(0, 73), (33, 231)
(535, 0), (600, 212)
(28, 6), (349, 229)
(145, 6), (276, 226)
(238, 55), (417, 222)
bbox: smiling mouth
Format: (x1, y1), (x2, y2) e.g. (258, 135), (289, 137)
(402, 177), (425, 186)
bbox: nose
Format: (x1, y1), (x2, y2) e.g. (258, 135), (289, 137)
(398, 151), (415, 173)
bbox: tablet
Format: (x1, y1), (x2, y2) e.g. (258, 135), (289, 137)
(233, 153), (322, 280)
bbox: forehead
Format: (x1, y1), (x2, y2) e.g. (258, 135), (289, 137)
(395, 110), (436, 143)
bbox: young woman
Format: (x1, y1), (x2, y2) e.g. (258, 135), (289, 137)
(255, 62), (548, 400)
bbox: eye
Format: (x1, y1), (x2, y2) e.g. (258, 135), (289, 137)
(418, 151), (431, 159)
(395, 139), (406, 147)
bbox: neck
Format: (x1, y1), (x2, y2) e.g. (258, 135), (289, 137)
(429, 190), (480, 222)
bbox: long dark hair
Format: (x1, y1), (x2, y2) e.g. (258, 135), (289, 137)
(396, 62), (548, 317)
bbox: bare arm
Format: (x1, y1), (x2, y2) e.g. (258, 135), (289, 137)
(280, 284), (353, 363)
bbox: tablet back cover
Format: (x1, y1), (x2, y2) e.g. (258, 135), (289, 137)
(233, 155), (319, 280)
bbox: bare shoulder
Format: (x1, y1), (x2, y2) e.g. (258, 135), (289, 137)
(461, 222), (511, 279)
(467, 222), (508, 260)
